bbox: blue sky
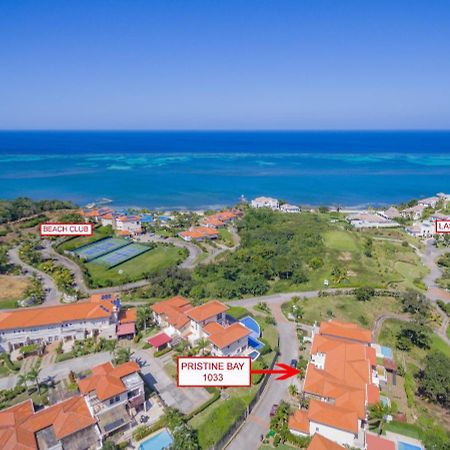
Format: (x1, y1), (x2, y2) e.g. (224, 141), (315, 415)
(1, 0), (449, 129)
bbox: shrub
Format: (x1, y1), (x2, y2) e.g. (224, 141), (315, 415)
(154, 347), (172, 357)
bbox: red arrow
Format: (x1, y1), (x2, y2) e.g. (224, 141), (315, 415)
(251, 363), (301, 380)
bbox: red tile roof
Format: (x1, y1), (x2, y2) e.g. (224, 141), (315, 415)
(367, 384), (381, 405)
(366, 433), (396, 450)
(308, 399), (359, 434)
(0, 396), (96, 450)
(116, 322), (136, 336)
(148, 332), (172, 348)
(119, 307), (137, 324)
(0, 300), (113, 331)
(308, 434), (345, 450)
(78, 361), (140, 401)
(187, 300), (228, 322)
(206, 322), (251, 349)
(151, 296), (192, 330)
(288, 410), (309, 434)
(319, 320), (372, 344)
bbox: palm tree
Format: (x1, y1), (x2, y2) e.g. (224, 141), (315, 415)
(17, 372), (29, 391)
(195, 338), (209, 356)
(27, 364), (42, 394)
(114, 347), (133, 365)
(137, 306), (153, 332)
(368, 401), (392, 434)
(288, 384), (298, 398)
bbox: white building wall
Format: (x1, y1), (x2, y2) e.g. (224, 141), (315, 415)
(211, 336), (248, 356)
(0, 318), (115, 352)
(309, 420), (357, 447)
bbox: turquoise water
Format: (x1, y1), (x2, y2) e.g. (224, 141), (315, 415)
(1, 131), (450, 208)
(240, 316), (261, 338)
(139, 429), (173, 450)
(398, 442), (422, 450)
(380, 346), (394, 359)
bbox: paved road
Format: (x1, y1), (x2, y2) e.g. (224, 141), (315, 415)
(0, 351), (112, 390)
(134, 348), (210, 414)
(226, 294), (298, 450)
(7, 246), (62, 305)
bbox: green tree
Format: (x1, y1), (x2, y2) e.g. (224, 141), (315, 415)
(101, 441), (119, 450)
(355, 287), (375, 302)
(397, 322), (431, 349)
(27, 364), (42, 394)
(368, 401), (392, 434)
(419, 351), (450, 408)
(136, 305), (153, 331)
(113, 347), (133, 365)
(401, 289), (430, 316)
(288, 384), (298, 397)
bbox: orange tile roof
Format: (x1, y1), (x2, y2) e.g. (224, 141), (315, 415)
(118, 230), (132, 236)
(319, 320), (372, 344)
(195, 226), (219, 236)
(151, 296), (192, 330)
(366, 346), (377, 367)
(187, 300), (228, 322)
(206, 322), (251, 349)
(366, 433), (396, 450)
(288, 409), (309, 434)
(119, 307), (137, 324)
(78, 361), (140, 401)
(308, 433), (345, 450)
(367, 384), (381, 405)
(101, 213), (113, 220)
(308, 399), (358, 434)
(203, 322), (225, 335)
(0, 396), (96, 450)
(304, 364), (366, 420)
(0, 301), (113, 331)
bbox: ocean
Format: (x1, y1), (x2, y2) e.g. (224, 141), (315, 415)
(1, 131), (450, 209)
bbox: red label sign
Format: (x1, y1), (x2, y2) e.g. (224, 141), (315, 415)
(435, 220), (450, 234)
(177, 356), (251, 388)
(39, 223), (94, 237)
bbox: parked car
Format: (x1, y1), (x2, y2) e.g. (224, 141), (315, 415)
(290, 359), (298, 368)
(270, 404), (279, 416)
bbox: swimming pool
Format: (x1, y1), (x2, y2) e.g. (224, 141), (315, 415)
(249, 350), (260, 360)
(380, 346), (393, 359)
(139, 429), (173, 450)
(398, 442), (422, 450)
(239, 316), (261, 338)
(248, 336), (264, 350)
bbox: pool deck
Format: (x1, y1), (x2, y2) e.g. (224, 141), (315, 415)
(385, 431), (424, 449)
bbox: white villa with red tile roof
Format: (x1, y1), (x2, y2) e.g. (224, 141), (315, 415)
(179, 226), (219, 241)
(150, 296), (251, 357)
(78, 361), (144, 438)
(289, 320), (380, 448)
(0, 294), (121, 353)
(250, 196), (280, 210)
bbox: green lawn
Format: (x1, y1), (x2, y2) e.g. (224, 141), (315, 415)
(324, 230), (359, 251)
(383, 421), (422, 440)
(0, 298), (18, 309)
(283, 295), (402, 329)
(379, 319), (450, 366)
(227, 306), (251, 319)
(84, 244), (184, 287)
(218, 228), (234, 247)
(447, 325), (450, 340)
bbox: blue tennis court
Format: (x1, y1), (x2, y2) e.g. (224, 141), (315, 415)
(93, 243), (150, 267)
(73, 238), (130, 261)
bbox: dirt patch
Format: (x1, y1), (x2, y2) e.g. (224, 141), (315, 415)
(338, 251), (352, 261)
(0, 275), (30, 301)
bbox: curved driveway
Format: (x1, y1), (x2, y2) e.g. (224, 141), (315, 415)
(7, 246), (62, 304)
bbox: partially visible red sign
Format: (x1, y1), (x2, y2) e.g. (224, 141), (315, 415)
(435, 220), (450, 234)
(39, 223), (93, 237)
